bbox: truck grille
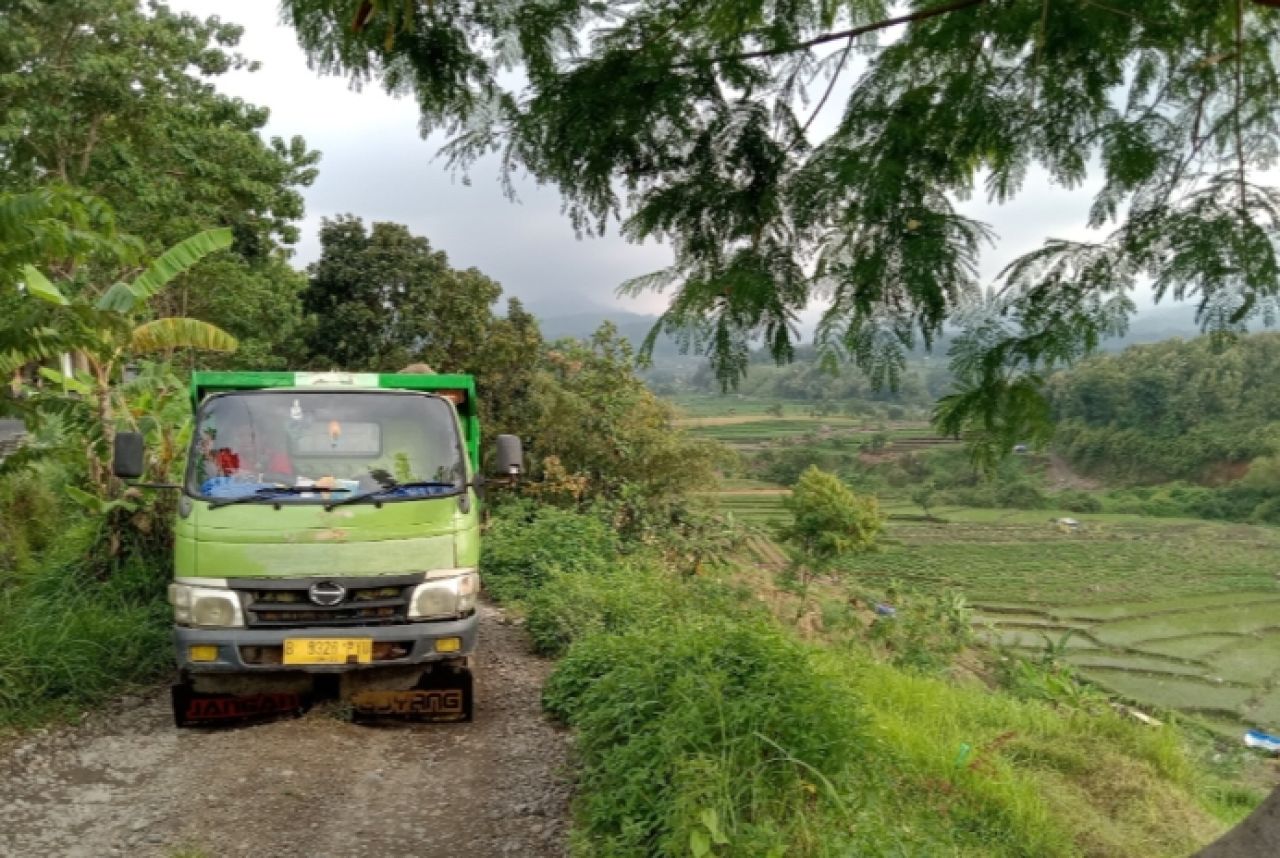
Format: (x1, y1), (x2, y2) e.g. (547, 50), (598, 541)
(239, 579), (416, 628)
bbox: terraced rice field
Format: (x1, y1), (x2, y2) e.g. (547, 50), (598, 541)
(849, 512), (1280, 732)
(726, 500), (1280, 731)
(975, 597), (1280, 730)
(684, 417), (865, 443)
(687, 400), (1280, 732)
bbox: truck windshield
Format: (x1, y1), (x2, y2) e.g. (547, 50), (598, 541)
(187, 391), (466, 504)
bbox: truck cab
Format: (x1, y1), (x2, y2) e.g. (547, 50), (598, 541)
(114, 371), (520, 725)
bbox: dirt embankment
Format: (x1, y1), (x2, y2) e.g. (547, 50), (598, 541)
(1044, 454), (1104, 491)
(0, 603), (571, 858)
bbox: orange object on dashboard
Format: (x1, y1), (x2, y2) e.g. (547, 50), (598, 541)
(437, 390), (465, 405)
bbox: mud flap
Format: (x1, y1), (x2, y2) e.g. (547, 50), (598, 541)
(350, 666), (474, 724)
(172, 683), (311, 728)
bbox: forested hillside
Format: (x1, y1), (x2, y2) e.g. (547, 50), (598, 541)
(1048, 335), (1280, 483)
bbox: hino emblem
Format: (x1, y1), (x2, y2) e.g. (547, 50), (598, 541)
(308, 581), (346, 607)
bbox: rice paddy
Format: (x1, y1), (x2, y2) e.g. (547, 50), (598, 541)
(689, 401), (1280, 732)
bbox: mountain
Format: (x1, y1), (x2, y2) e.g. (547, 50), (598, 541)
(535, 307), (688, 356)
(1103, 303), (1200, 349)
(538, 309), (658, 343)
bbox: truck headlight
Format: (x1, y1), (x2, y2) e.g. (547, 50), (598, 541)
(407, 570), (479, 620)
(169, 583), (245, 628)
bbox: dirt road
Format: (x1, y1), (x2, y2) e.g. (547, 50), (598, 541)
(0, 604), (571, 858)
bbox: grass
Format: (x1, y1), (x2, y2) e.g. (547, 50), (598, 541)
(685, 418), (864, 443)
(484, 504), (1253, 857)
(0, 467), (174, 730)
(713, 473), (1280, 732)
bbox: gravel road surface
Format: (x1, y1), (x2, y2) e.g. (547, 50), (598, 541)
(0, 603), (571, 858)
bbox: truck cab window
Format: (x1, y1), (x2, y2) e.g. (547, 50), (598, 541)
(189, 391), (465, 502)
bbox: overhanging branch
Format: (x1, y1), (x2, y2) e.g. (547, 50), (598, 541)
(693, 0), (991, 66)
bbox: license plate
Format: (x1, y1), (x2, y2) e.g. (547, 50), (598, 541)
(283, 638), (372, 665)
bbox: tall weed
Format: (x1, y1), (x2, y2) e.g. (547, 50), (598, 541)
(0, 517), (171, 727)
(544, 619), (883, 857)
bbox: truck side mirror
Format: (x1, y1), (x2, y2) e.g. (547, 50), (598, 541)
(112, 432), (145, 480)
(494, 434), (523, 479)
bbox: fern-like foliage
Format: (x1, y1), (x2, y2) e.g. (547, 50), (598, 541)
(283, 0), (1280, 445)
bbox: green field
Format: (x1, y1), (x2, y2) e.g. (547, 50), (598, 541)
(859, 513), (1280, 729)
(685, 417), (866, 443)
(668, 394), (800, 417)
(715, 489), (1280, 730)
(682, 395), (1280, 732)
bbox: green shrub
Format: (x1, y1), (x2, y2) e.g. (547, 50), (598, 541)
(524, 558), (683, 656)
(480, 502), (620, 603)
(867, 588), (973, 673)
(996, 481), (1046, 510)
(1055, 491), (1103, 514)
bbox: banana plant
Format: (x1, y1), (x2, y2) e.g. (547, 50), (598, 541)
(18, 227), (238, 493)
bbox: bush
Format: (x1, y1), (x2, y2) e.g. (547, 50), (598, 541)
(867, 588), (972, 673)
(996, 481), (1046, 510)
(1055, 491), (1103, 513)
(479, 501), (620, 603)
(752, 445), (833, 486)
(524, 558), (682, 656)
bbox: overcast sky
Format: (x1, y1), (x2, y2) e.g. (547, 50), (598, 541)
(168, 1), (1117, 323)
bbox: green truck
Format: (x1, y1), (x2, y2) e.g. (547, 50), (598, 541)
(112, 370), (522, 726)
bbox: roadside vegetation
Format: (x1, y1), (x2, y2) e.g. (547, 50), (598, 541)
(5, 2), (1280, 856)
(482, 499), (1256, 857)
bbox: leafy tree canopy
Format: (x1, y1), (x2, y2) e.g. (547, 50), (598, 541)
(297, 215), (544, 436)
(1, 0), (321, 365)
(1046, 331), (1280, 480)
(300, 215), (504, 371)
(283, 0), (1280, 440)
(527, 323), (728, 522)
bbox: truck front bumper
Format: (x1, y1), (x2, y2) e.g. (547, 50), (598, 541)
(173, 613), (478, 673)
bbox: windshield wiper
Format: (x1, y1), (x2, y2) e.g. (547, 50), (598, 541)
(207, 485), (352, 510)
(324, 481), (459, 510)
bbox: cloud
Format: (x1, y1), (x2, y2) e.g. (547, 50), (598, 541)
(169, 0), (673, 315)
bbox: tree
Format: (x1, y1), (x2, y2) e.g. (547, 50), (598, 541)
(1, 1), (319, 365)
(911, 483), (938, 520)
(300, 216), (502, 372)
(526, 323), (727, 527)
(284, 1), (1280, 434)
(19, 228), (238, 492)
(778, 466), (883, 620)
(474, 297), (544, 440)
